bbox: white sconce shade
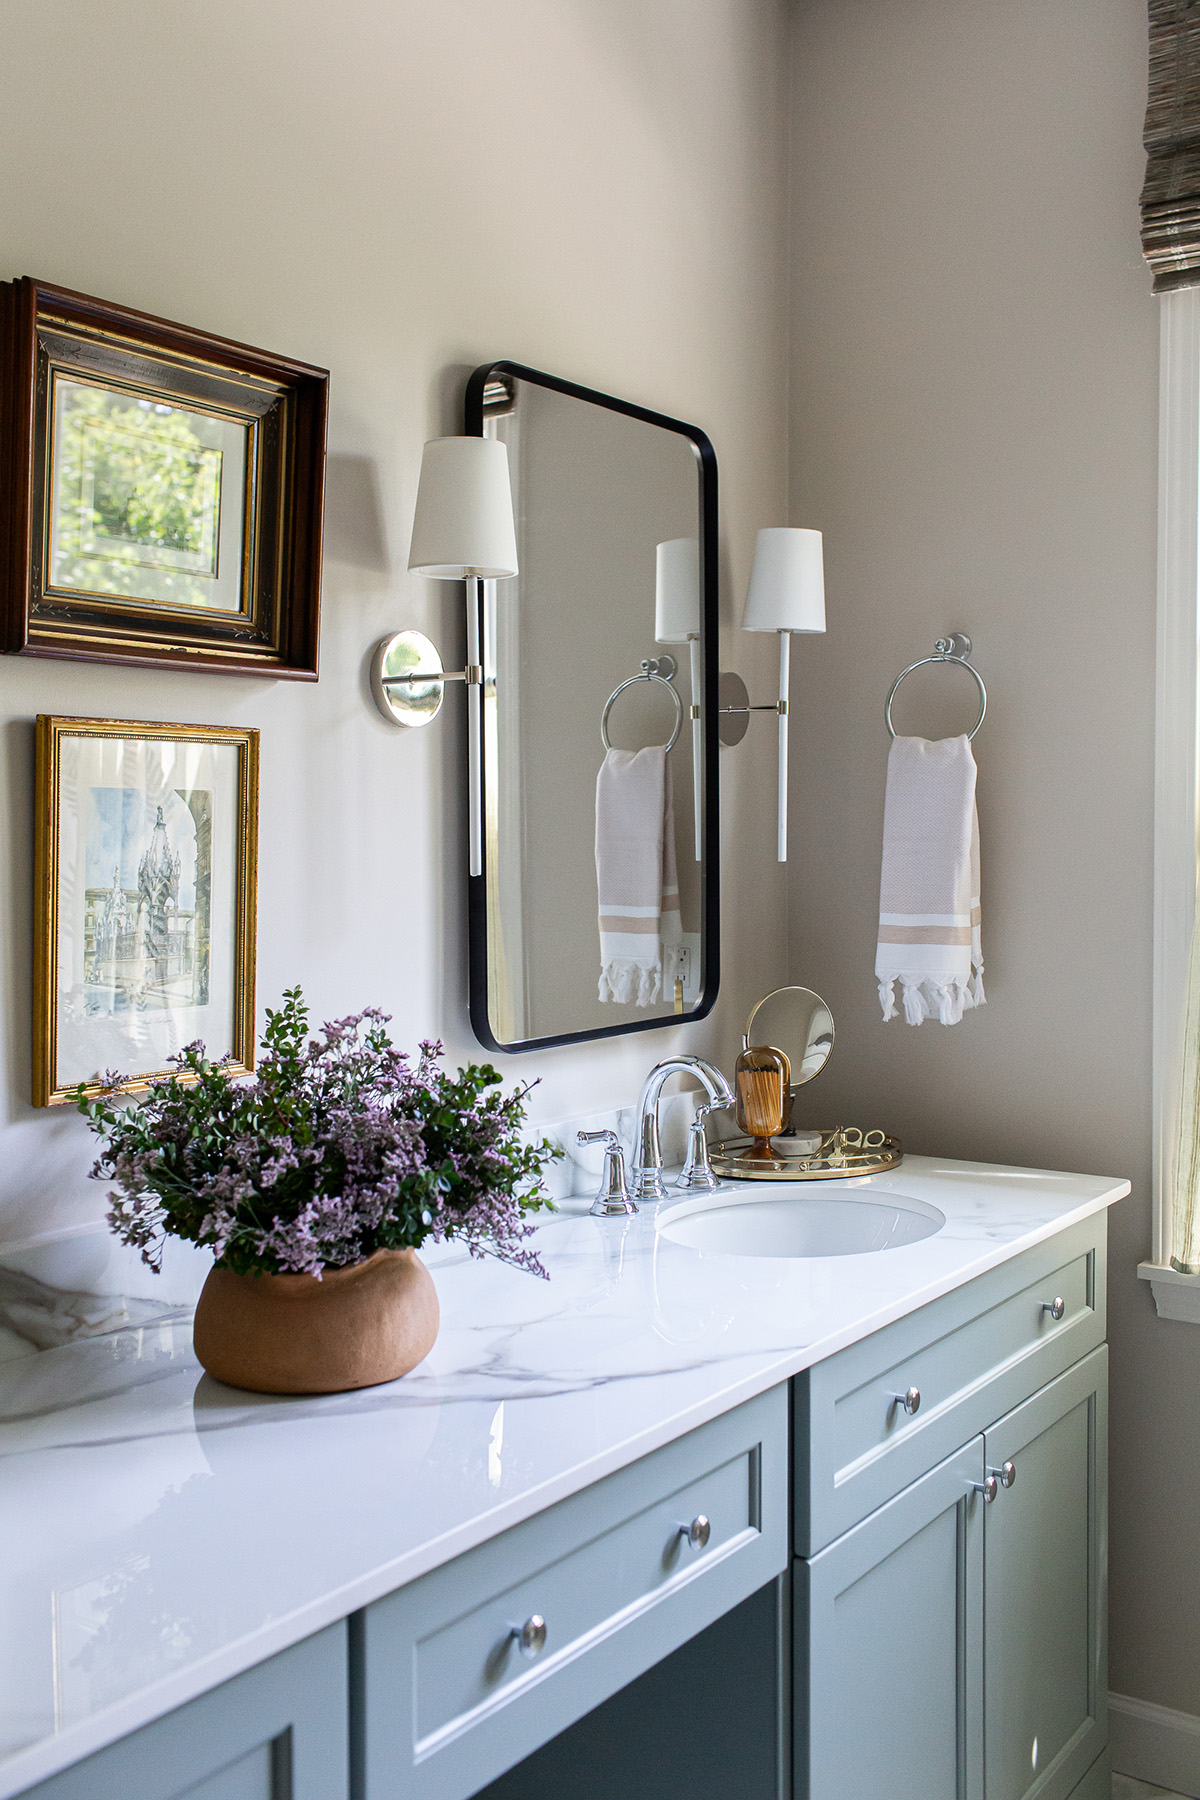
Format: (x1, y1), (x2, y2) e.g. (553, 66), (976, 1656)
(738, 527), (825, 866)
(408, 437), (519, 579)
(742, 527), (825, 635)
(655, 537), (700, 643)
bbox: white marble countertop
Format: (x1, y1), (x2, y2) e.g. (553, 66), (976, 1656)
(0, 1154), (1128, 1797)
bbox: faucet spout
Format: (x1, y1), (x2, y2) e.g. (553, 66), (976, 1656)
(631, 1054), (734, 1201)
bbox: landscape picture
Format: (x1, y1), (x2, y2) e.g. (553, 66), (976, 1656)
(48, 376), (247, 614)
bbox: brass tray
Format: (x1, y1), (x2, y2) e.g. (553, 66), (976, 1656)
(709, 1129), (903, 1182)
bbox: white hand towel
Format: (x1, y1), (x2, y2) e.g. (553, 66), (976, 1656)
(595, 745), (682, 1006)
(875, 734), (984, 1026)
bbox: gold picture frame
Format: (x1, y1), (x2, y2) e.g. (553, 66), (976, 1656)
(34, 715), (259, 1106)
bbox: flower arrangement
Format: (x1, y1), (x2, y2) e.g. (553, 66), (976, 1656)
(77, 988), (557, 1281)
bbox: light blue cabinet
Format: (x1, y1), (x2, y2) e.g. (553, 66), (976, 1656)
(16, 1624), (347, 1800)
(796, 1438), (985, 1800)
(983, 1348), (1108, 1800)
(12, 1215), (1110, 1800)
(354, 1388), (788, 1800)
(793, 1217), (1109, 1800)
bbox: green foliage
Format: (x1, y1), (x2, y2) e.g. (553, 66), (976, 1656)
(76, 988), (559, 1279)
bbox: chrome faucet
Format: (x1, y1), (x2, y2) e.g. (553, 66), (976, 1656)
(577, 1129), (637, 1216)
(631, 1055), (735, 1201)
(676, 1099), (727, 1192)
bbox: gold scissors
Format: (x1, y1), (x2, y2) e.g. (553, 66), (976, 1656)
(833, 1127), (888, 1156)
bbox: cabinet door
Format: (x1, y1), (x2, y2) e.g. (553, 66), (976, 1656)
(983, 1347), (1107, 1800)
(795, 1437), (985, 1800)
(17, 1623), (347, 1800)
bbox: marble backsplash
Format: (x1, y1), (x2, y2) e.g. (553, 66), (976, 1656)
(0, 1090), (706, 1365)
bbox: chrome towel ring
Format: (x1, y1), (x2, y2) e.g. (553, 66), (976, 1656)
(884, 633), (987, 741)
(601, 660), (684, 753)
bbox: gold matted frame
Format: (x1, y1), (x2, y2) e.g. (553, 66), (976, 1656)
(33, 715), (259, 1107)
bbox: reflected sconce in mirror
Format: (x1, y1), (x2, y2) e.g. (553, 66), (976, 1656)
(721, 527), (825, 863)
(655, 535), (702, 859)
(371, 436), (518, 876)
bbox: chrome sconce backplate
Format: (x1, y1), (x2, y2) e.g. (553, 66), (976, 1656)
(717, 671), (752, 747)
(371, 630), (446, 728)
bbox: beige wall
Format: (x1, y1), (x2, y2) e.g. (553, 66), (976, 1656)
(787, 0), (1193, 1711)
(0, 0), (791, 1288)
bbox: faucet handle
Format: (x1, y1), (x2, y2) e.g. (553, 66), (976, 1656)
(577, 1130), (638, 1217)
(675, 1101), (729, 1192)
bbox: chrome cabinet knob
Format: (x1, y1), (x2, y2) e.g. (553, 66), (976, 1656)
(680, 1514), (711, 1550)
(893, 1386), (921, 1416)
(991, 1460), (1017, 1489)
(973, 1474), (998, 1504)
(1043, 1296), (1066, 1321)
(513, 1615), (547, 1659)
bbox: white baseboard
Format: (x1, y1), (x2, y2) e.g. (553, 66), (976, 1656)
(1111, 1691), (1200, 1797)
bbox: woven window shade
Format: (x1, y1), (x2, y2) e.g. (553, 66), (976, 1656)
(1143, 0), (1200, 292)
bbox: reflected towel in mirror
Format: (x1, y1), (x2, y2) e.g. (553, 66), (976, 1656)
(875, 734), (984, 1025)
(595, 746), (682, 1005)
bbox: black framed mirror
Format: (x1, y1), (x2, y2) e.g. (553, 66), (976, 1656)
(464, 362), (719, 1053)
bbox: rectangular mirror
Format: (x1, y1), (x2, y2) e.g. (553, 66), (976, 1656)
(465, 362), (718, 1052)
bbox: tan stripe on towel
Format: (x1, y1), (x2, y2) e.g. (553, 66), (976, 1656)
(878, 924), (973, 946)
(599, 915), (660, 934)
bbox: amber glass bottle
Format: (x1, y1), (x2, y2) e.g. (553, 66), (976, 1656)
(734, 1043), (792, 1156)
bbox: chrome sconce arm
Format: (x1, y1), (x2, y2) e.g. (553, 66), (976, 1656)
(370, 436), (518, 882)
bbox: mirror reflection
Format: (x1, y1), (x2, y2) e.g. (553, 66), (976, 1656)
(743, 986), (835, 1093)
(469, 364), (715, 1050)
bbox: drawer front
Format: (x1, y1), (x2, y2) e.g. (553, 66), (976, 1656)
(354, 1386), (788, 1800)
(795, 1212), (1106, 1554)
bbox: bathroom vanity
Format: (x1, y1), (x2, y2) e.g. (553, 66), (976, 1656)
(0, 1157), (1125, 1800)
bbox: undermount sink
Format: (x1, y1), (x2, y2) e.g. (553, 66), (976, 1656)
(655, 1185), (946, 1259)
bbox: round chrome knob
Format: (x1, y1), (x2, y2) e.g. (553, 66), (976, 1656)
(974, 1474), (998, 1504)
(681, 1514), (711, 1551)
(514, 1615), (547, 1659)
(993, 1460), (1017, 1489)
(893, 1386), (921, 1416)
(1043, 1296), (1066, 1321)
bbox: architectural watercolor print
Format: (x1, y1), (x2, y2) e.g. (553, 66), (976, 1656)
(33, 716), (258, 1105)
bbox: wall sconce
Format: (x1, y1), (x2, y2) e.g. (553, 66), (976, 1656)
(654, 536), (702, 860)
(371, 436), (518, 876)
(723, 527), (825, 863)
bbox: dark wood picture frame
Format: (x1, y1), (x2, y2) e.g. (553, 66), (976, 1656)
(0, 279), (328, 677)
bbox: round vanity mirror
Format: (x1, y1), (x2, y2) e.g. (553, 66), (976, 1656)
(714, 984), (899, 1179)
(744, 985), (834, 1087)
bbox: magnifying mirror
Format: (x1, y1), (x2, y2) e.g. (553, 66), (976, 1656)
(743, 985), (834, 1090)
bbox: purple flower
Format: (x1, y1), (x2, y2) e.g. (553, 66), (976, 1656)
(79, 988), (559, 1281)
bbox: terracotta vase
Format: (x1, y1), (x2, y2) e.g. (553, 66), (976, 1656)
(192, 1247), (439, 1395)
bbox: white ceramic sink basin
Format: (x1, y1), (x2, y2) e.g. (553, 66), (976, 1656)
(656, 1185), (946, 1259)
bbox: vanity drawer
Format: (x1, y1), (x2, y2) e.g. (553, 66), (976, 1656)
(352, 1386), (787, 1800)
(794, 1212), (1106, 1554)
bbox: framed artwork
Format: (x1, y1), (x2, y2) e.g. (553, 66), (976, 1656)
(33, 716), (259, 1106)
(0, 279), (328, 676)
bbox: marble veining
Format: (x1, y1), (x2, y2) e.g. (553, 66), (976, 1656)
(0, 1154), (1127, 1797)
